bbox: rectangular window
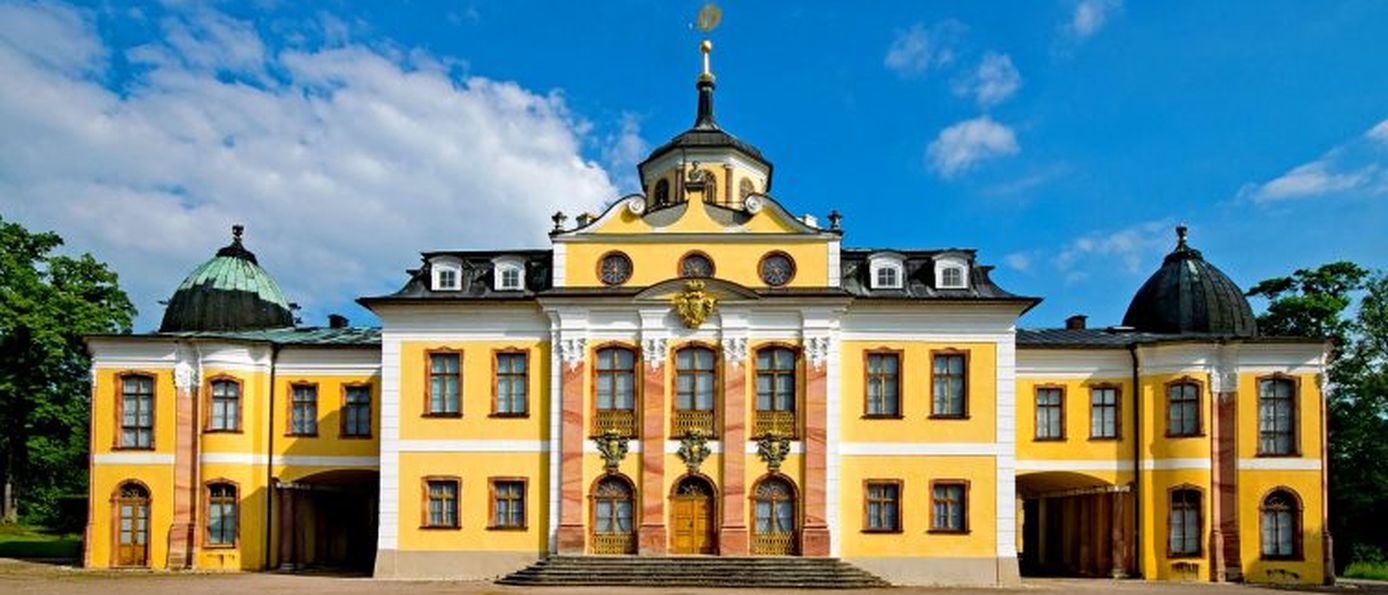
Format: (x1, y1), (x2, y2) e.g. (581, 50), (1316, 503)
(865, 352), (901, 417)
(864, 481), (901, 532)
(424, 478), (460, 528)
(490, 479), (526, 530)
(499, 267), (521, 290)
(288, 384), (317, 436)
(342, 384), (372, 437)
(1035, 387), (1065, 440)
(437, 268), (458, 289)
(1169, 488), (1203, 557)
(206, 483), (237, 546)
(931, 352), (967, 418)
(1090, 386), (1119, 439)
(427, 352), (462, 416)
(875, 267), (899, 288)
(754, 347), (797, 437)
(930, 481), (968, 533)
(675, 347), (717, 411)
(1258, 378), (1296, 455)
(119, 375), (154, 449)
(594, 347), (638, 437)
(494, 351), (528, 416)
(208, 379), (240, 431)
(1167, 381), (1201, 437)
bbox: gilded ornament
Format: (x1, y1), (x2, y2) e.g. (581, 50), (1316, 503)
(756, 431), (792, 473)
(677, 429), (712, 472)
(673, 279), (718, 328)
(593, 430), (630, 473)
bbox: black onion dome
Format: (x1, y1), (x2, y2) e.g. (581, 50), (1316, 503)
(641, 73), (768, 167)
(1121, 226), (1257, 336)
(159, 225), (295, 333)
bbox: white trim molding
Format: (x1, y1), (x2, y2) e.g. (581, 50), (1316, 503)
(92, 453), (175, 465)
(1237, 458), (1322, 471)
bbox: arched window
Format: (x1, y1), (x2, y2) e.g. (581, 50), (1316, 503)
(205, 481), (238, 547)
(594, 347), (637, 436)
(118, 374), (155, 449)
(207, 378), (241, 432)
(1168, 487), (1202, 557)
(755, 347), (797, 436)
(739, 178), (756, 201)
(1166, 380), (1202, 437)
(1261, 489), (1301, 560)
(113, 481), (150, 567)
(752, 476), (797, 555)
(593, 476), (635, 555)
(1258, 377), (1297, 455)
(674, 346), (717, 436)
(654, 179), (670, 206)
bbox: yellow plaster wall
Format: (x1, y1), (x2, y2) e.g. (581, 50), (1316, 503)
(1139, 372), (1213, 461)
(839, 341), (997, 444)
(87, 464), (174, 568)
(271, 374), (381, 457)
(1015, 377), (1133, 462)
(92, 368), (177, 456)
(1237, 470), (1324, 584)
(562, 240), (828, 288)
(397, 340), (549, 441)
(837, 455), (997, 558)
(1236, 372), (1322, 460)
(196, 462), (270, 570)
(1139, 469), (1211, 581)
(199, 368), (271, 459)
(396, 452), (549, 552)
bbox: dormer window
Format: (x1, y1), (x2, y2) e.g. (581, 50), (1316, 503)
(492, 255), (526, 291)
(867, 252), (906, 290)
(934, 256), (969, 290)
(430, 257), (463, 291)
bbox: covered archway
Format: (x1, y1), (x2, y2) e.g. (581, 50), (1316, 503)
(1017, 471), (1134, 578)
(275, 469), (378, 573)
(669, 474), (718, 555)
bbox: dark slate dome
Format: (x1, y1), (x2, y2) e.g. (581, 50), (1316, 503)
(1121, 226), (1257, 336)
(159, 225), (295, 333)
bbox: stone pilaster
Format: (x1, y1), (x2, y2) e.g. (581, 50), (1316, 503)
(556, 337), (588, 554)
(639, 337), (668, 554)
(719, 336), (749, 555)
(167, 356), (199, 569)
(801, 335), (831, 556)
(1209, 363), (1241, 582)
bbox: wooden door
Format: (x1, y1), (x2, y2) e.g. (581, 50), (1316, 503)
(115, 492), (149, 567)
(671, 495), (715, 554)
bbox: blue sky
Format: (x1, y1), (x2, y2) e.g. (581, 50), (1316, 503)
(2, 0), (1386, 331)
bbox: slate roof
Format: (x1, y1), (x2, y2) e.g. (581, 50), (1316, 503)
(838, 248), (1033, 302)
(88, 326), (382, 347)
(1121, 226), (1258, 336)
(1016, 328), (1322, 348)
(159, 226), (295, 333)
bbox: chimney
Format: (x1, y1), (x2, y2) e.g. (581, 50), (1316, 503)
(328, 314), (349, 329)
(1065, 315), (1088, 330)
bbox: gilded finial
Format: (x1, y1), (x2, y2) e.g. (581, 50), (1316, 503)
(695, 3), (720, 82)
(1176, 224), (1189, 250)
(232, 224), (244, 243)
(700, 40), (714, 80)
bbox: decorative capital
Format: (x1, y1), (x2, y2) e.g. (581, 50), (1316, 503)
(756, 431), (792, 473)
(806, 335), (831, 372)
(673, 279), (718, 329)
(642, 337), (668, 370)
(174, 360), (198, 390)
(1210, 367), (1238, 395)
(593, 430), (630, 474)
(676, 429), (712, 473)
(721, 336), (748, 368)
(560, 337), (587, 371)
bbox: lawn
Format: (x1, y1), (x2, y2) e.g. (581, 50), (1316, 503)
(1345, 561), (1388, 581)
(0, 525), (82, 560)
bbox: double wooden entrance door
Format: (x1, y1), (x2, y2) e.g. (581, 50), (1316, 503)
(671, 493), (716, 554)
(115, 489), (150, 567)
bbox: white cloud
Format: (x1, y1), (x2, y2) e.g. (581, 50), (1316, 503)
(1004, 251), (1034, 272)
(1238, 118), (1388, 203)
(953, 52), (1021, 107)
(1054, 219), (1175, 276)
(1066, 0), (1123, 40)
(926, 116), (1020, 178)
(884, 20), (965, 78)
(0, 2), (635, 330)
(601, 111), (648, 194)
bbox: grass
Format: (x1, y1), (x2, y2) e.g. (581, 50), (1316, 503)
(0, 524), (82, 560)
(1345, 561), (1388, 581)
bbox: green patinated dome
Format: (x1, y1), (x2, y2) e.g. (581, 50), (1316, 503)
(159, 225), (295, 332)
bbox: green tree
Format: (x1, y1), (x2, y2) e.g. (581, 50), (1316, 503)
(0, 216), (135, 525)
(1247, 262), (1388, 570)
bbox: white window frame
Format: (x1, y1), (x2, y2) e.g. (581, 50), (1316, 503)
(430, 256), (463, 291)
(492, 255), (527, 291)
(934, 255), (969, 290)
(867, 252), (906, 290)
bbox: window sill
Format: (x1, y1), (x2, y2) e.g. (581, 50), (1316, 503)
(1165, 433), (1206, 439)
(1167, 553), (1203, 560)
(489, 412), (530, 419)
(488, 525), (528, 532)
(285, 432), (318, 438)
(860, 528), (903, 534)
(1254, 452), (1303, 458)
(111, 445), (156, 451)
(422, 413), (463, 419)
(339, 434), (374, 440)
(1260, 555), (1304, 562)
(1088, 436), (1121, 442)
(419, 525), (461, 530)
(203, 429), (243, 434)
(927, 529), (970, 535)
(928, 414), (970, 421)
(203, 543), (237, 550)
(1033, 437), (1067, 442)
(861, 414), (903, 420)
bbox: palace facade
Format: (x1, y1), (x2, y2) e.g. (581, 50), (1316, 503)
(84, 44), (1331, 586)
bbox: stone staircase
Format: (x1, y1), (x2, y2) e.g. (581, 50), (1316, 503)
(497, 555), (891, 589)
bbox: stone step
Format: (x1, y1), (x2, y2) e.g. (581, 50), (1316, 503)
(497, 555), (891, 588)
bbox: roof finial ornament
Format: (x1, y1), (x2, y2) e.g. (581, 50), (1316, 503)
(232, 224), (244, 244)
(1175, 224), (1189, 250)
(691, 4), (722, 130)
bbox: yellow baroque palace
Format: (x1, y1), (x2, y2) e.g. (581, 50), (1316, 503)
(85, 44), (1331, 587)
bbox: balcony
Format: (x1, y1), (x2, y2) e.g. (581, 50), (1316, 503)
(753, 410), (797, 438)
(751, 531), (797, 556)
(671, 409), (716, 438)
(592, 531), (636, 555)
(593, 409), (637, 437)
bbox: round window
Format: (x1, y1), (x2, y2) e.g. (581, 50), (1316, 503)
(758, 252), (796, 287)
(680, 252), (715, 278)
(598, 252), (633, 286)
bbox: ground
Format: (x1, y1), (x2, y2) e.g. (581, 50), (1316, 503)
(2, 560), (1386, 595)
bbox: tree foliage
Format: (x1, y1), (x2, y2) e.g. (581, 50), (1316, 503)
(1248, 262), (1388, 568)
(0, 216), (135, 525)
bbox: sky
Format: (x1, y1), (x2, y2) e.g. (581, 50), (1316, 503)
(2, 0), (1387, 332)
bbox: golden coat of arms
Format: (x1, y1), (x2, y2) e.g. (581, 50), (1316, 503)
(673, 279), (718, 328)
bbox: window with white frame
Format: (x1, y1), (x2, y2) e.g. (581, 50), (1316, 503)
(492, 255), (526, 291)
(867, 253), (905, 290)
(934, 256), (969, 289)
(430, 257), (462, 291)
